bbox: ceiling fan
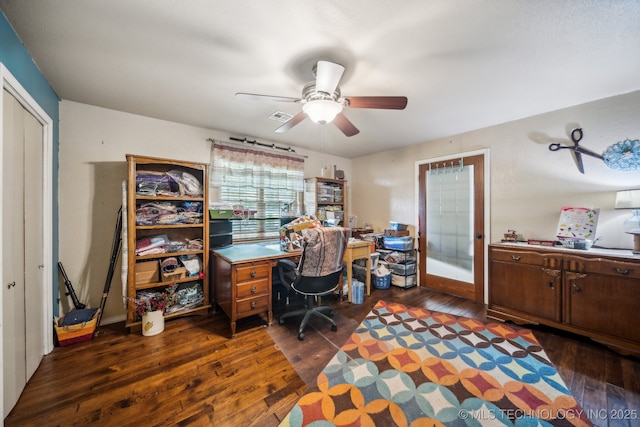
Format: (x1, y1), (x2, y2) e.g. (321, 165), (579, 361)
(236, 61), (408, 137)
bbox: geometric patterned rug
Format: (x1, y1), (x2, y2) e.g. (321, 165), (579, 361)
(279, 300), (591, 427)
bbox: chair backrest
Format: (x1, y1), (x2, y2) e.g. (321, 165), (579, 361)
(299, 227), (349, 277)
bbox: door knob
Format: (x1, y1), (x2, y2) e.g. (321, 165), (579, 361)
(7, 281), (16, 289)
(475, 233), (483, 239)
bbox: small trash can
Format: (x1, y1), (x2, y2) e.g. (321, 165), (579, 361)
(351, 279), (364, 304)
(374, 272), (391, 289)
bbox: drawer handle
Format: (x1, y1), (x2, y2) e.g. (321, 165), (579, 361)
(511, 255), (522, 261)
(571, 282), (581, 293)
(547, 280), (555, 289)
(250, 269), (257, 278)
(250, 301), (256, 309)
(615, 267), (630, 275)
(251, 286), (257, 294)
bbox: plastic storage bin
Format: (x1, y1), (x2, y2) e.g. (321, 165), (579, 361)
(391, 273), (417, 288)
(389, 221), (408, 231)
(388, 262), (417, 276)
(383, 236), (414, 250)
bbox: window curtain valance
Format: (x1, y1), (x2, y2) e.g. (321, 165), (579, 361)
(209, 141), (304, 194)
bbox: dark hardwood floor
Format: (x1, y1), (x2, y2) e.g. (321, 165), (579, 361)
(6, 285), (640, 426)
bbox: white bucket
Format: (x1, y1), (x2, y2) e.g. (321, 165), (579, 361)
(142, 310), (165, 336)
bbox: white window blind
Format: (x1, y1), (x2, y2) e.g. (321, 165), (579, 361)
(209, 141), (304, 241)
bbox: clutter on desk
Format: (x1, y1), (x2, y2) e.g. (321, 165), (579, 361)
(351, 227), (373, 239)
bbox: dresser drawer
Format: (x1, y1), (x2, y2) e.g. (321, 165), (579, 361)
(236, 294), (270, 316)
(235, 263), (270, 283)
(564, 255), (640, 279)
(236, 278), (269, 299)
(490, 248), (561, 267)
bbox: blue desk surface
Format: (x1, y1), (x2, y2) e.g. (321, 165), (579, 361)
(213, 243), (298, 264)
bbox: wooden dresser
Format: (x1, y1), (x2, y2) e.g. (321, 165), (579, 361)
(488, 242), (640, 357)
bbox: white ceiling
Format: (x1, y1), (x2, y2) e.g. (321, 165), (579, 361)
(2, 0), (640, 158)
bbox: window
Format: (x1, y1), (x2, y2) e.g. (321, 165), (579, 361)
(209, 141), (304, 241)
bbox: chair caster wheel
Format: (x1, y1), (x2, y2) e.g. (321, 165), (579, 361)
(329, 310), (336, 317)
(279, 319), (285, 325)
(331, 325), (338, 332)
(298, 333), (305, 341)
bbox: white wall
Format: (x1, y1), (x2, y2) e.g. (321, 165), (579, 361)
(59, 100), (352, 324)
(351, 90), (640, 250)
(61, 91), (640, 323)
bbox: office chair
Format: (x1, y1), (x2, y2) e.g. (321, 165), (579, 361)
(277, 226), (349, 340)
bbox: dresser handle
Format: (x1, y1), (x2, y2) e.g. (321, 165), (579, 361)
(511, 255), (522, 261)
(615, 267), (630, 275)
(250, 301), (256, 309)
(547, 280), (555, 289)
(251, 286), (257, 294)
(250, 269), (256, 278)
(571, 283), (581, 293)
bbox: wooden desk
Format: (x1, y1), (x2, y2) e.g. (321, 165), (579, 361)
(212, 240), (373, 336)
(344, 240), (372, 302)
(212, 244), (298, 337)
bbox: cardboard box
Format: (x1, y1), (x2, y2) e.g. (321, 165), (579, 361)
(136, 261), (159, 285)
(162, 266), (186, 282)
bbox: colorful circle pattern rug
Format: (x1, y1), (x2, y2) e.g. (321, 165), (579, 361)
(280, 300), (590, 427)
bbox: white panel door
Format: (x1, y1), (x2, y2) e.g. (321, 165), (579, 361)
(23, 97), (45, 378)
(2, 88), (45, 415)
(2, 89), (27, 414)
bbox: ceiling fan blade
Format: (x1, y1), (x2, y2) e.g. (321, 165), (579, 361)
(315, 61), (345, 95)
(333, 113), (360, 137)
(275, 111), (306, 133)
(344, 96), (408, 110)
(236, 92), (301, 103)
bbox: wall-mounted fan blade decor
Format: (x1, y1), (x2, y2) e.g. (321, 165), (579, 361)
(236, 60), (407, 137)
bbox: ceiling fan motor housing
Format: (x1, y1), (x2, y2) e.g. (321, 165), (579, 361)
(302, 82), (342, 104)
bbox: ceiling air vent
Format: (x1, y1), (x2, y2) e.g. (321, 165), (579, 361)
(268, 111), (293, 123)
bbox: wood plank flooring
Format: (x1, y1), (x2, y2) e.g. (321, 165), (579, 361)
(6, 285), (640, 426)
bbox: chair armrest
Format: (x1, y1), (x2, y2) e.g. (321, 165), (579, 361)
(277, 259), (299, 289)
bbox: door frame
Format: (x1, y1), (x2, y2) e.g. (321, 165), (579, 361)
(414, 148), (491, 303)
(1, 64), (55, 414)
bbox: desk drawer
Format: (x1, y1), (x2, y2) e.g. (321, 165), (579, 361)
(236, 295), (269, 316)
(236, 278), (269, 299)
(236, 263), (270, 283)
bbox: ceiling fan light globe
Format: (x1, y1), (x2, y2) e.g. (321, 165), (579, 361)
(303, 99), (342, 124)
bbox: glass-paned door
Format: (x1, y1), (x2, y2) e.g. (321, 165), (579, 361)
(418, 154), (485, 302)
